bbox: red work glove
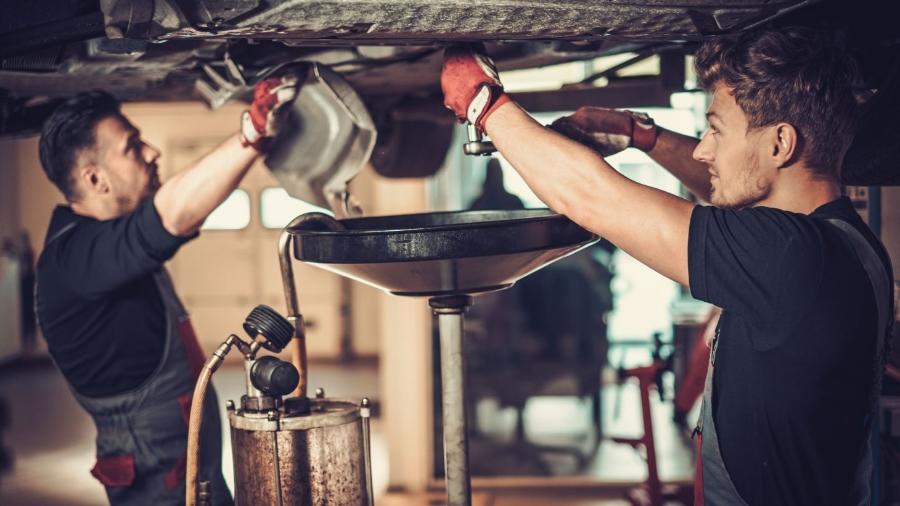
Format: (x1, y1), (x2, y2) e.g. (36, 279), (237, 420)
(240, 74), (300, 152)
(441, 44), (511, 131)
(550, 107), (658, 157)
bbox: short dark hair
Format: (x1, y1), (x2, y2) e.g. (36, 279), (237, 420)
(695, 27), (861, 180)
(38, 91), (122, 200)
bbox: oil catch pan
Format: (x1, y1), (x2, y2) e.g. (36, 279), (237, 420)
(287, 209), (598, 297)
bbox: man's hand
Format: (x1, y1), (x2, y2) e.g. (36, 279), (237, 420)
(550, 107), (658, 157)
(240, 74), (300, 151)
(441, 44), (511, 131)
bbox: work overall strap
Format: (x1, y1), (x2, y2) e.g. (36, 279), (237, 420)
(695, 314), (750, 506)
(826, 218), (892, 506)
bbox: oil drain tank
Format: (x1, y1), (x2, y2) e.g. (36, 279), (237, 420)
(183, 303), (373, 506)
(228, 395), (372, 506)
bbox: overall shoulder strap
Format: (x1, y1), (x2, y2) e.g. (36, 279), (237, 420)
(826, 218), (891, 506)
(34, 221), (79, 333)
(825, 219), (891, 353)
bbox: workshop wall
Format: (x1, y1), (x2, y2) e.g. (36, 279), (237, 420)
(0, 136), (59, 360)
(0, 139), (22, 242)
(0, 139), (24, 363)
(1, 136), (60, 250)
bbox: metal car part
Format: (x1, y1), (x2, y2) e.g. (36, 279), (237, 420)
(369, 97), (456, 178)
(264, 63), (376, 217)
(1, 0), (830, 102)
(157, 0), (820, 43)
(194, 53), (250, 109)
(2, 0), (899, 184)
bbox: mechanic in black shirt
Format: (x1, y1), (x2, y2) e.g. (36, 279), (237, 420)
(34, 76), (298, 505)
(440, 28), (893, 505)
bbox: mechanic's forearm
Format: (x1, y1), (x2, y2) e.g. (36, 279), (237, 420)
(154, 134), (258, 236)
(484, 103), (692, 285)
(647, 128), (711, 202)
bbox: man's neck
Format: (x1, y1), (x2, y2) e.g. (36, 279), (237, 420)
(754, 165), (841, 215)
(70, 198), (121, 221)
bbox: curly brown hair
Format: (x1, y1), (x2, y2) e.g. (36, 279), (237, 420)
(695, 27), (861, 180)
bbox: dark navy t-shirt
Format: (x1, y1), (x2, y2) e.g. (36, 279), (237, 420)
(36, 199), (195, 397)
(688, 196), (893, 506)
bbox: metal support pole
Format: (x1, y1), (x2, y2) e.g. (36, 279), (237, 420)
(360, 397), (375, 506)
(429, 295), (473, 506)
(279, 213), (345, 399)
(278, 222), (308, 398)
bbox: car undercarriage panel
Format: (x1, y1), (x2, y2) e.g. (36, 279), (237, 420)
(0, 0), (819, 103)
(1, 0), (899, 184)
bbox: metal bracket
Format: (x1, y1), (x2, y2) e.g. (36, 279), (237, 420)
(194, 52), (250, 109)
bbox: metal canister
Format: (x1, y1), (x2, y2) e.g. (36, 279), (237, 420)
(229, 398), (369, 505)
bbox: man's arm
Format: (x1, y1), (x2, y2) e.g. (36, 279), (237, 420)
(153, 133), (256, 236)
(647, 128), (711, 202)
(551, 107), (711, 202)
(485, 102), (694, 286)
(154, 75), (298, 236)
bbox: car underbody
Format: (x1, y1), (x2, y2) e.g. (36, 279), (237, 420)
(1, 0), (898, 183)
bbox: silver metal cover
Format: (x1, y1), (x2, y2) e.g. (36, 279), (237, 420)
(264, 63), (376, 217)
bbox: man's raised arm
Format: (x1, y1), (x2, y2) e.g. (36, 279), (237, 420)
(551, 107), (712, 202)
(441, 45), (694, 286)
(154, 75), (299, 236)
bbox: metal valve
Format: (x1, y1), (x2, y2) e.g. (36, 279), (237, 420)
(463, 124), (497, 156)
(250, 356), (300, 397)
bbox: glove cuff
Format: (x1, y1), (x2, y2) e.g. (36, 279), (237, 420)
(239, 111), (265, 152)
(629, 112), (658, 152)
(471, 86), (510, 131)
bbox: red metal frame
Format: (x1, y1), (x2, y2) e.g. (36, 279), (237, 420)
(610, 361), (694, 506)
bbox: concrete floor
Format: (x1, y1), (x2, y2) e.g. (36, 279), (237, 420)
(0, 359), (694, 505)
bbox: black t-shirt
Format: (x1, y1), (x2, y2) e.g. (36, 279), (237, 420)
(36, 199), (195, 397)
(688, 196), (893, 506)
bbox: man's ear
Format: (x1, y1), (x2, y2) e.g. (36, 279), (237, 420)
(74, 162), (109, 196)
(770, 122), (798, 169)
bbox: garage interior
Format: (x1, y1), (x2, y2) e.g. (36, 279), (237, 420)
(3, 96), (899, 506)
(0, 91), (706, 505)
(2, 1), (900, 505)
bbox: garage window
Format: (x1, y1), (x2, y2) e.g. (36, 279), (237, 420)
(201, 189), (251, 230)
(260, 188), (332, 229)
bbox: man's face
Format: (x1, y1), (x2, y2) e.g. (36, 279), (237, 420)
(692, 85), (776, 209)
(92, 115), (161, 215)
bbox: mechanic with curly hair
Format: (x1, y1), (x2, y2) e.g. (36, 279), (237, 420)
(441, 28), (893, 506)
